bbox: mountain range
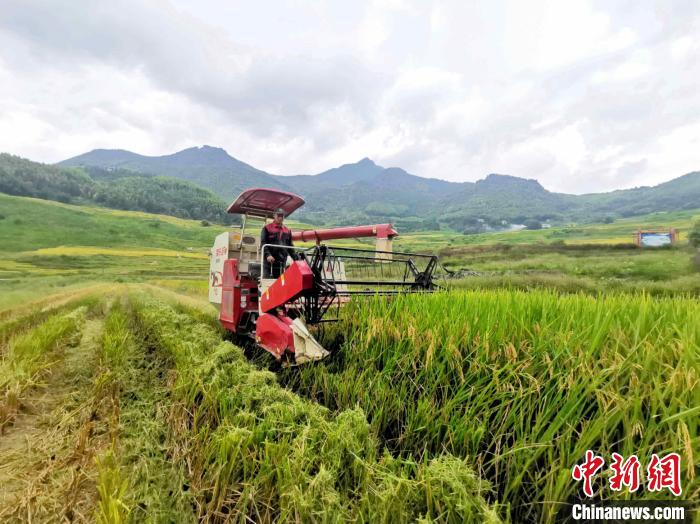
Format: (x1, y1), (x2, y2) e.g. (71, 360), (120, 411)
(58, 145), (700, 231)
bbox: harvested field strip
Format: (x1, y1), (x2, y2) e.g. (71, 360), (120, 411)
(138, 283), (219, 327)
(130, 292), (502, 522)
(148, 278), (209, 298)
(281, 290), (700, 522)
(0, 315), (109, 522)
(0, 303), (95, 431)
(0, 283), (111, 321)
(0, 296), (95, 350)
(94, 298), (196, 523)
(31, 246), (207, 259)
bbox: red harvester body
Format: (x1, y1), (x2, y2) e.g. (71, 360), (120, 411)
(209, 187), (437, 364)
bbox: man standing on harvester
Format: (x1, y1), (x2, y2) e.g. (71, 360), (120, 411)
(261, 208), (295, 278)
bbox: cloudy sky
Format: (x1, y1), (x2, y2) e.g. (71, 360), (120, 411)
(1, 0), (699, 193)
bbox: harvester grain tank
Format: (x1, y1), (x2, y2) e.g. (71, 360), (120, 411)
(209, 188), (438, 364)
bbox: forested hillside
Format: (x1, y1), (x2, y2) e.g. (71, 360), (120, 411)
(0, 154), (236, 224)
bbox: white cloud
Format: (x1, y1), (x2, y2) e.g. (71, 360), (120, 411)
(0, 0), (699, 193)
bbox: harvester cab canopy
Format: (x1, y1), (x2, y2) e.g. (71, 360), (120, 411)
(226, 187), (305, 219)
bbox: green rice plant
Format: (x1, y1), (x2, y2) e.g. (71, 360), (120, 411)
(0, 292), (96, 350)
(281, 289), (699, 522)
(149, 278), (209, 298)
(0, 306), (86, 430)
(96, 298), (196, 523)
(95, 447), (130, 524)
(129, 292), (502, 523)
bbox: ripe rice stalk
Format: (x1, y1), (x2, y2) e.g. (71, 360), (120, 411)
(280, 289), (699, 522)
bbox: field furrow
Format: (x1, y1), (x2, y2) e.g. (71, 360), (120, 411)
(0, 304), (95, 432)
(0, 315), (108, 522)
(94, 295), (197, 523)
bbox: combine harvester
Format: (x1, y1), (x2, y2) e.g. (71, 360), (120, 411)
(209, 188), (438, 364)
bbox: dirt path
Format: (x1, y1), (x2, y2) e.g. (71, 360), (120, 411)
(0, 318), (108, 522)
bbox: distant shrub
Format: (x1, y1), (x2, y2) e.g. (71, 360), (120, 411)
(689, 221), (700, 247)
(693, 250), (700, 272)
(0, 213), (5, 220)
(603, 216), (615, 224)
(422, 218), (440, 231)
(149, 221), (161, 228)
(13, 218), (22, 225)
(523, 219), (542, 230)
(462, 226), (483, 235)
(200, 220), (211, 227)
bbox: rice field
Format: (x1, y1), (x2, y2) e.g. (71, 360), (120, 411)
(1, 195), (698, 522)
(0, 287), (502, 522)
(280, 290), (700, 522)
(1, 283), (696, 522)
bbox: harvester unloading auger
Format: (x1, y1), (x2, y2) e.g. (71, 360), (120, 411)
(209, 188), (438, 364)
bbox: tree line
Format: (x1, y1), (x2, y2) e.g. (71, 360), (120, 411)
(0, 154), (237, 225)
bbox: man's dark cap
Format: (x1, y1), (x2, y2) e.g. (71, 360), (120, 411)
(274, 208), (285, 216)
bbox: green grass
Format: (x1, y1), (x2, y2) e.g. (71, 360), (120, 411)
(0, 305), (88, 430)
(0, 194), (217, 253)
(391, 208), (700, 253)
(281, 290), (700, 522)
(0, 195), (309, 310)
(298, 207), (700, 296)
(438, 243), (700, 295)
(3, 193), (698, 301)
(2, 194), (697, 256)
(448, 271), (700, 297)
(441, 244), (689, 278)
(0, 195), (214, 309)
